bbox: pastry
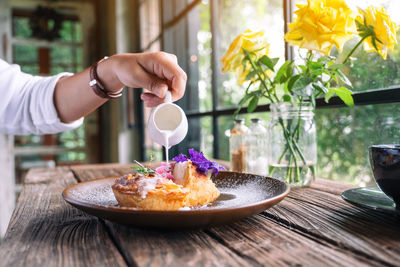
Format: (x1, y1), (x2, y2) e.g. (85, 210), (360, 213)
(112, 149), (225, 210)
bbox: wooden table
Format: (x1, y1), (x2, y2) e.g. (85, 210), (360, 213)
(1, 163), (400, 267)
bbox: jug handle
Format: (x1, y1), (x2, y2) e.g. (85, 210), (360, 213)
(165, 90), (172, 103)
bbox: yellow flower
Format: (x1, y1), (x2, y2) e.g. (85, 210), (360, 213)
(356, 6), (398, 60)
(284, 0), (357, 55)
(221, 29), (269, 84)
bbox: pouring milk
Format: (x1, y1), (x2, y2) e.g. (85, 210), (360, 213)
(147, 91), (188, 163)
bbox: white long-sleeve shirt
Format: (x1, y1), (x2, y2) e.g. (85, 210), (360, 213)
(0, 59), (83, 135)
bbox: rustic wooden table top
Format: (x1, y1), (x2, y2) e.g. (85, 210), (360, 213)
(0, 163), (399, 267)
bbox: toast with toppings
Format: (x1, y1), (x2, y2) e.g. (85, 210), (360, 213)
(111, 149), (225, 210)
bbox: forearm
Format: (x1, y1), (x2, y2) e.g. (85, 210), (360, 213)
(54, 56), (123, 123)
(53, 52), (187, 123)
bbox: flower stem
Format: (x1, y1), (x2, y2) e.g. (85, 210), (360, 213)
(244, 50), (279, 103)
(244, 49), (309, 184)
(342, 36), (368, 64)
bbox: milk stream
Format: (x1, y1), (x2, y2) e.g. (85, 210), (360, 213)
(160, 130), (173, 164)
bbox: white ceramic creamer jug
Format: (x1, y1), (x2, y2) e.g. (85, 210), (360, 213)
(148, 91), (188, 150)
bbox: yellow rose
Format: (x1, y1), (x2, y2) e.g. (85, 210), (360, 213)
(356, 6), (398, 60)
(221, 29), (270, 84)
(285, 0), (357, 55)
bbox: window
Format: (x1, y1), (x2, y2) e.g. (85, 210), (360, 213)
(12, 8), (85, 183)
(139, 0), (163, 161)
(140, 0), (400, 186)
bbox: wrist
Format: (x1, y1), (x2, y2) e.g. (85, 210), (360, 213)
(96, 55), (124, 94)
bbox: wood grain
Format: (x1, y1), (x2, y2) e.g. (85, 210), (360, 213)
(71, 163), (133, 181)
(2, 164), (399, 267)
(205, 214), (379, 267)
(71, 165), (251, 266)
(264, 188), (400, 266)
(0, 167), (127, 267)
(70, 165), (389, 267)
(104, 221), (250, 267)
(310, 178), (357, 195)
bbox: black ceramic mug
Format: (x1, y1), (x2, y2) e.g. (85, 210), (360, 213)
(369, 145), (400, 207)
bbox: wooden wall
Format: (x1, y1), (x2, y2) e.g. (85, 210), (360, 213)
(0, 0), (14, 238)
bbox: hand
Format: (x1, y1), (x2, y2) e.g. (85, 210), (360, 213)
(110, 52), (187, 107)
(54, 52), (187, 123)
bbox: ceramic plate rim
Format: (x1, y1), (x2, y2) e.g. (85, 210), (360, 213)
(62, 175), (290, 215)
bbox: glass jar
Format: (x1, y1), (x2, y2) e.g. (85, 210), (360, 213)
(247, 118), (268, 175)
(268, 102), (317, 187)
(230, 118), (248, 172)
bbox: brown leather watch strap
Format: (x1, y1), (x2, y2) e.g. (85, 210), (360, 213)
(89, 57), (123, 99)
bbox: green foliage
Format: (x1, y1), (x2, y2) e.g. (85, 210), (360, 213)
(237, 49), (355, 113)
(131, 161), (155, 175)
(197, 0), (400, 186)
(12, 17), (32, 38)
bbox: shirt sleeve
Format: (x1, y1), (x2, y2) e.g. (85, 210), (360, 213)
(0, 59), (84, 135)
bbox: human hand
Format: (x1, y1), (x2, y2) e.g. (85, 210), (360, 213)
(111, 52), (187, 107)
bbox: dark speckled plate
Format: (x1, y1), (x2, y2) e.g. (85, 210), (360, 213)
(62, 171), (290, 229)
(342, 187), (400, 215)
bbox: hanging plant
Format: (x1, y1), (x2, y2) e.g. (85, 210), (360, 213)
(29, 6), (63, 41)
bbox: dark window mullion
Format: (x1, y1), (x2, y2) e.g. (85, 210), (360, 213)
(185, 87), (400, 119)
(210, 0), (219, 159)
(283, 0), (294, 61)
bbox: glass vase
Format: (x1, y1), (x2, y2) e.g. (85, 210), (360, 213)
(268, 102), (317, 187)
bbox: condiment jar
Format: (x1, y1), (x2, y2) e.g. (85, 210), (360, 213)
(230, 118), (248, 172)
(246, 118), (268, 175)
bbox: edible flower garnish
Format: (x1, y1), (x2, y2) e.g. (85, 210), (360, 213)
(131, 160), (155, 175)
(173, 154), (188, 163)
(173, 149), (226, 175)
(155, 162), (175, 180)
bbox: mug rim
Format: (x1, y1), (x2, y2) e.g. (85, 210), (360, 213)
(369, 144), (400, 150)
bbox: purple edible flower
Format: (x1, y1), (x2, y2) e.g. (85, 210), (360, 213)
(172, 154), (188, 163)
(173, 149), (226, 175)
(188, 148), (226, 175)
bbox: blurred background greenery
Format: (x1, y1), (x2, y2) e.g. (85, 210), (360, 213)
(192, 0), (400, 187)
(10, 0), (400, 188)
(12, 13), (85, 182)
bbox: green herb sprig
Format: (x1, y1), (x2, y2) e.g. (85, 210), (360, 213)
(131, 160), (155, 175)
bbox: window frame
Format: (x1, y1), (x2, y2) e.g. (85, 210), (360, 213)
(140, 0), (400, 160)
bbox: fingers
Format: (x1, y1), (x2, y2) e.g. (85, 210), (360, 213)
(141, 92), (165, 107)
(132, 64), (169, 98)
(138, 52), (187, 102)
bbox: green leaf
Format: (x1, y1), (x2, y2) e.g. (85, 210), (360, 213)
(247, 95), (259, 113)
(245, 70), (257, 81)
(275, 61), (292, 83)
(131, 160), (155, 175)
(245, 81), (253, 94)
(311, 95), (316, 108)
(287, 75), (301, 91)
(238, 93), (253, 106)
(291, 76), (313, 96)
(336, 69), (352, 87)
(308, 61), (323, 71)
(298, 65), (307, 73)
(328, 63), (344, 70)
(271, 58), (280, 66)
(283, 94), (291, 102)
(317, 57), (330, 63)
(326, 87), (354, 106)
(259, 55), (279, 71)
(324, 90), (335, 103)
(286, 65), (293, 78)
(312, 82), (328, 94)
